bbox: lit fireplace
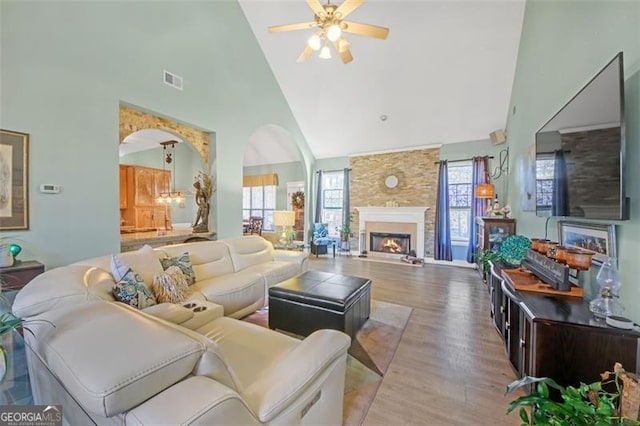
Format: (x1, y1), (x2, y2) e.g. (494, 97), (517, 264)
(370, 232), (411, 255)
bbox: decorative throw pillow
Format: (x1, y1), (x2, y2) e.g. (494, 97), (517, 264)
(112, 268), (157, 309)
(151, 266), (190, 304)
(159, 252), (196, 285)
(111, 244), (164, 286)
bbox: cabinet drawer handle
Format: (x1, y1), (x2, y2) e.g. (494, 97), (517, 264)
(520, 339), (526, 348)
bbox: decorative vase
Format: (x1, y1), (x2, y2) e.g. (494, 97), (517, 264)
(0, 246), (14, 268)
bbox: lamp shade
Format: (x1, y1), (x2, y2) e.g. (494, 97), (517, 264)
(475, 183), (495, 199)
(273, 211), (295, 227)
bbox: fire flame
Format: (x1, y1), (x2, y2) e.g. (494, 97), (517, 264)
(381, 238), (403, 253)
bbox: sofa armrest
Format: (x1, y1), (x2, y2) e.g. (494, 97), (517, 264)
(126, 376), (258, 425)
(273, 250), (309, 269)
(142, 303), (194, 324)
(142, 301), (224, 330)
(241, 329), (350, 422)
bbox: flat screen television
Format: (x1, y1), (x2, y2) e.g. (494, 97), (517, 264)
(535, 52), (629, 220)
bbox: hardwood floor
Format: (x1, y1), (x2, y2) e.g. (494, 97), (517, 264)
(307, 256), (523, 425)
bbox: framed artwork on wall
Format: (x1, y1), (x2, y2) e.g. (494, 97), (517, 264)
(0, 129), (29, 230)
(557, 220), (616, 265)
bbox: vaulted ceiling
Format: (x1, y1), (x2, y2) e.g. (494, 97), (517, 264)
(238, 0), (526, 164)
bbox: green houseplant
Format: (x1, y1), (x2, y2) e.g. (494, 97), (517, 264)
(506, 363), (640, 425)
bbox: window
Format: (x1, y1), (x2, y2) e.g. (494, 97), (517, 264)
(319, 171), (344, 237)
(536, 157), (554, 210)
(242, 185), (276, 231)
(447, 162), (472, 242)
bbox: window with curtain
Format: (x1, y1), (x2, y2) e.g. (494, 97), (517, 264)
(448, 161), (473, 242)
(320, 171), (344, 237)
(536, 157), (554, 210)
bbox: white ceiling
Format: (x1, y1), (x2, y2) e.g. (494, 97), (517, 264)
(239, 0), (526, 160)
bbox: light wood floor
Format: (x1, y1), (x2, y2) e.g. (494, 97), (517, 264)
(307, 255), (523, 425)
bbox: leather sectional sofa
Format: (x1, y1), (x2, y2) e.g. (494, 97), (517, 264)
(12, 236), (351, 425)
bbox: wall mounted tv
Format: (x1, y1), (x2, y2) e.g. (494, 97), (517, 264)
(535, 52), (629, 220)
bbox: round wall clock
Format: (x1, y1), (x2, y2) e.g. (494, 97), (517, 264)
(384, 175), (399, 189)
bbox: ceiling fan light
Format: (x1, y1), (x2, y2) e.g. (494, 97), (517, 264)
(319, 45), (331, 59)
(307, 34), (322, 51)
(326, 24), (342, 42)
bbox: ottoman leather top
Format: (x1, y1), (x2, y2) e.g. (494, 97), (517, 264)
(269, 271), (371, 312)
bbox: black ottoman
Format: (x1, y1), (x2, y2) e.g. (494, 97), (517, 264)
(268, 271), (371, 339)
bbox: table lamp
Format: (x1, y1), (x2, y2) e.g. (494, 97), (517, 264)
(273, 211), (295, 247)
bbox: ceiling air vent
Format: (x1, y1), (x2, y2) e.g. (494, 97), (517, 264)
(163, 70), (183, 90)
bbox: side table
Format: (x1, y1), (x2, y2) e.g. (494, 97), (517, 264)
(0, 260), (45, 291)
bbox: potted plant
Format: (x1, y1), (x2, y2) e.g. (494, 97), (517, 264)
(336, 216), (353, 251)
(506, 363), (640, 425)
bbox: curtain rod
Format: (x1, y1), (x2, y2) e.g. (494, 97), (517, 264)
(433, 155), (494, 165)
(316, 168), (352, 173)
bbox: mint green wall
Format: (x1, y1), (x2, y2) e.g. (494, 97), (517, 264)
(0, 1), (314, 268)
(121, 142), (205, 224)
(506, 1), (640, 322)
(440, 139), (510, 207)
(243, 162), (305, 210)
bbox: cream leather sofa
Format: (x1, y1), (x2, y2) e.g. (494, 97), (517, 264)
(12, 236), (350, 425)
(77, 235), (309, 318)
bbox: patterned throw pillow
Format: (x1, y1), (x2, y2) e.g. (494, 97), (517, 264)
(151, 266), (190, 304)
(159, 252), (196, 285)
(112, 268), (157, 309)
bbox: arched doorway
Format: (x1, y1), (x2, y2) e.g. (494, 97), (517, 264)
(242, 125), (307, 244)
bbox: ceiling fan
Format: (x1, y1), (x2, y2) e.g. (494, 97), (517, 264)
(268, 0), (389, 64)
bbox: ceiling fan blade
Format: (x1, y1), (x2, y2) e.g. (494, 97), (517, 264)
(334, 0), (365, 20)
(306, 0), (326, 17)
(296, 45), (314, 63)
(268, 21), (317, 33)
(333, 40), (353, 64)
(343, 20), (389, 39)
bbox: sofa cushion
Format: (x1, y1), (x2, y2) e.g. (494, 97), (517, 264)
(151, 266), (189, 304)
(224, 236), (274, 272)
(159, 252), (196, 285)
(111, 245), (164, 287)
(191, 271), (264, 317)
(112, 268), (157, 309)
(26, 302), (206, 418)
(12, 265), (116, 319)
(157, 241), (235, 280)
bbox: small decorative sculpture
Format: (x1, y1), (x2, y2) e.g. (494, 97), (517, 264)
(192, 172), (213, 233)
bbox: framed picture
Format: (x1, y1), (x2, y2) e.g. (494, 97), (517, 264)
(557, 220), (616, 265)
(0, 129), (29, 230)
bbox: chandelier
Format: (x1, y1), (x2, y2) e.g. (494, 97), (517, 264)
(156, 140), (184, 203)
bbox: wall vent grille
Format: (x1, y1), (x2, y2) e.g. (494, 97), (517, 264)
(163, 70), (183, 90)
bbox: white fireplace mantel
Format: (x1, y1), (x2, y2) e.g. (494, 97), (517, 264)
(355, 207), (429, 256)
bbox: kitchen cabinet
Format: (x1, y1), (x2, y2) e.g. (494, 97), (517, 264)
(120, 165), (171, 230)
(119, 165), (128, 209)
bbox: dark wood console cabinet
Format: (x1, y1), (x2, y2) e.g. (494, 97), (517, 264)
(0, 260), (45, 291)
(488, 261), (639, 387)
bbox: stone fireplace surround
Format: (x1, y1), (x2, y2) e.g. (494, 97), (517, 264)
(355, 207), (429, 257)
